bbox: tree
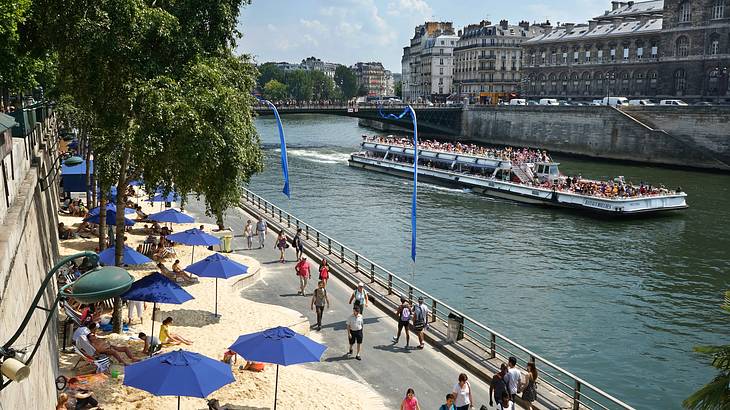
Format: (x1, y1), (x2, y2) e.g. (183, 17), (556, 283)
(38, 0), (264, 332)
(334, 65), (357, 99)
(310, 70), (334, 100)
(357, 84), (368, 97)
(286, 69), (313, 101)
(257, 62), (284, 89)
(394, 81), (402, 98)
(684, 291), (730, 410)
(263, 79), (288, 101)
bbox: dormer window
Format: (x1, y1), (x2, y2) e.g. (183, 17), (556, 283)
(679, 1), (691, 23)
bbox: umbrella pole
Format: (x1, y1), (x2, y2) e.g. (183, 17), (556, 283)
(150, 302), (156, 357)
(214, 278), (218, 317)
(177, 395), (180, 410)
(191, 245), (195, 265)
(274, 364), (279, 410)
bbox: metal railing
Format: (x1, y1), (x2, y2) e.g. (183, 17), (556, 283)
(240, 188), (635, 410)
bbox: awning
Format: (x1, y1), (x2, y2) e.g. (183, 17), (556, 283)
(61, 159), (93, 192)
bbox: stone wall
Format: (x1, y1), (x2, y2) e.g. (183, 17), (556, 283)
(0, 116), (61, 409)
(460, 105), (730, 171)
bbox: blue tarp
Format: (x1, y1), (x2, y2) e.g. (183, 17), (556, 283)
(61, 160), (93, 193)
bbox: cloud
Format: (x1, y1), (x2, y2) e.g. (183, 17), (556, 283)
(300, 19), (327, 33)
(388, 0), (432, 16)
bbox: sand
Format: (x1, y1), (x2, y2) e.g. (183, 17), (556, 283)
(56, 199), (387, 409)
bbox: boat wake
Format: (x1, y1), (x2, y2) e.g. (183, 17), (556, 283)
(279, 148), (351, 165)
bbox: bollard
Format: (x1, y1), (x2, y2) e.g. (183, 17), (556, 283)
(572, 381), (582, 410)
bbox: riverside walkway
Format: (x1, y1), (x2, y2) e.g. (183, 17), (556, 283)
(185, 190), (635, 410)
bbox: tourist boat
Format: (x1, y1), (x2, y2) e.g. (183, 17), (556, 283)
(348, 138), (688, 216)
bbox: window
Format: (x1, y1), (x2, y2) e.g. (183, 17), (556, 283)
(637, 47), (644, 59)
(623, 47), (630, 60)
(574, 51), (579, 63)
(674, 69), (686, 93)
(679, 1), (691, 23)
(439, 67), (444, 75)
(651, 45), (658, 57)
(585, 51), (591, 62)
(440, 58), (444, 65)
(597, 50), (603, 62)
(713, 0), (725, 19)
(676, 36), (690, 57)
(710, 40), (720, 55)
(610, 47), (616, 61)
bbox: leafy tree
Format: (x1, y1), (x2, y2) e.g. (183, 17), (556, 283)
(263, 79), (288, 101)
(286, 69), (313, 101)
(684, 291), (730, 410)
(357, 84), (368, 97)
(38, 0), (263, 332)
(334, 65), (357, 99)
(310, 70), (334, 100)
(394, 81), (402, 98)
(257, 62), (284, 89)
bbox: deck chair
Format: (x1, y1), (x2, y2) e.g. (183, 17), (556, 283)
(72, 336), (110, 374)
(61, 301), (84, 351)
(140, 242), (154, 257)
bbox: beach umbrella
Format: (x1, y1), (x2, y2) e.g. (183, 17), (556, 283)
(98, 244), (153, 266)
(84, 209), (135, 226)
(148, 192), (181, 203)
(87, 203), (136, 216)
(166, 228), (220, 264)
(123, 349), (234, 410)
(148, 208), (195, 224)
(129, 179), (144, 187)
(185, 253), (248, 316)
(229, 326), (327, 409)
(121, 273), (194, 355)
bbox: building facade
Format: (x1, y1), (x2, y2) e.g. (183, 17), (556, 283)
(521, 0), (730, 102)
(454, 20), (544, 102)
(351, 62), (387, 97)
(301, 56), (337, 79)
(401, 22), (458, 102)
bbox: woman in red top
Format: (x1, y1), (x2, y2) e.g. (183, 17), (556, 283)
(318, 258), (330, 288)
(295, 257), (311, 296)
(400, 388), (421, 410)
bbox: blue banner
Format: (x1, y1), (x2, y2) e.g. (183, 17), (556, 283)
(260, 98), (291, 198)
(377, 105), (418, 262)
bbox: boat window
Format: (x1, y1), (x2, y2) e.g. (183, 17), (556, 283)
(549, 165), (559, 175)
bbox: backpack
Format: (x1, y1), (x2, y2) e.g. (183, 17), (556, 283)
(400, 305), (411, 321)
(413, 305), (425, 325)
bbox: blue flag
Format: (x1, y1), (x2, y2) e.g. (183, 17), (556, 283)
(377, 105), (418, 262)
(260, 98), (291, 198)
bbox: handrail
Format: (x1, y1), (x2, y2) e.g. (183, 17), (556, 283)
(239, 187), (635, 410)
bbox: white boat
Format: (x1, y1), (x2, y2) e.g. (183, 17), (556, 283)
(348, 139), (688, 217)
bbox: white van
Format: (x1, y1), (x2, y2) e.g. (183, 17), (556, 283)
(601, 97), (629, 106)
(509, 99), (527, 106)
(628, 99), (655, 106)
(539, 98), (559, 106)
(660, 99), (688, 106)
(590, 99), (603, 106)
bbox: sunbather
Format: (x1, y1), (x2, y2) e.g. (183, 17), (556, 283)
(86, 323), (138, 365)
(159, 317), (193, 346)
(157, 262), (195, 284)
(172, 260), (196, 282)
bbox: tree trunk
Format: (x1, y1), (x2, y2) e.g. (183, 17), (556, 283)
(112, 145), (131, 333)
(84, 131), (92, 207)
(98, 192), (107, 251)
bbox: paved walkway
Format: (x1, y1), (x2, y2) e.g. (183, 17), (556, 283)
(186, 201), (493, 409)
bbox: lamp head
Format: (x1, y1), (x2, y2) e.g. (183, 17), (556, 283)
(63, 156), (84, 167)
(64, 265), (134, 303)
(1, 358), (30, 383)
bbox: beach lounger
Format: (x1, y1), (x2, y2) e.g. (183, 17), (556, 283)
(140, 242), (154, 257)
(72, 337), (110, 374)
(61, 301), (84, 351)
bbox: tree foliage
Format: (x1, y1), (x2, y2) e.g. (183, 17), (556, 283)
(310, 70), (334, 100)
(394, 81), (402, 98)
(257, 62), (284, 88)
(334, 64), (358, 99)
(684, 291), (730, 410)
(263, 79), (288, 101)
(285, 70), (313, 101)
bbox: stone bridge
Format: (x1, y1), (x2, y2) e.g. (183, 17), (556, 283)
(253, 104), (463, 136)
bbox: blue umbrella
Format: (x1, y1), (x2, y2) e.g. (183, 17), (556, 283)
(166, 228), (221, 264)
(185, 253), (248, 316)
(123, 349), (234, 410)
(88, 203), (136, 216)
(121, 273), (194, 354)
(148, 192), (181, 203)
(84, 209), (135, 226)
(98, 244), (153, 266)
(148, 209), (195, 224)
(229, 326), (327, 409)
(129, 179), (145, 187)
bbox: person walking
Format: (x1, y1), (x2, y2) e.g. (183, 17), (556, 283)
(520, 362), (538, 410)
(452, 373), (474, 410)
(295, 256), (311, 296)
(318, 258), (330, 288)
(438, 393), (456, 410)
(293, 228), (304, 260)
(505, 356), (521, 401)
(310, 280), (330, 331)
(400, 388), (421, 410)
(497, 392), (515, 410)
(412, 296), (429, 349)
(256, 217), (267, 248)
(127, 300), (145, 325)
(391, 297), (412, 347)
(243, 220), (254, 250)
(347, 306), (364, 360)
(276, 232), (288, 263)
(489, 363), (510, 408)
(348, 282), (369, 315)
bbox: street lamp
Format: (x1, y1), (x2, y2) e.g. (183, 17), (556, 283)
(0, 251), (134, 390)
(38, 153), (83, 191)
(606, 72), (616, 105)
(710, 66), (728, 104)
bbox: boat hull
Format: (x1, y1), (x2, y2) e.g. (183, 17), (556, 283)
(348, 155), (688, 217)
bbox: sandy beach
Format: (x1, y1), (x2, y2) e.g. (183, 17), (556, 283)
(56, 199), (386, 409)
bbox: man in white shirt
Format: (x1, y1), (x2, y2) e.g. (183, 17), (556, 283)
(505, 356), (522, 400)
(138, 332), (161, 354)
(256, 217), (268, 248)
(346, 306), (364, 361)
(72, 325), (90, 345)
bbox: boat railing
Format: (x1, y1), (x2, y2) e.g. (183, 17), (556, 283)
(240, 187), (636, 410)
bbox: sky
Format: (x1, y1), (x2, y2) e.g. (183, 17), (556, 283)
(236, 0), (612, 72)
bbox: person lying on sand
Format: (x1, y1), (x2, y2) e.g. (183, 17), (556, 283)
(87, 323), (138, 365)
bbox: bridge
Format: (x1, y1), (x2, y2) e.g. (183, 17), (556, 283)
(254, 104), (463, 135)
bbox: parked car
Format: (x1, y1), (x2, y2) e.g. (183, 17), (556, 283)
(590, 99), (603, 106)
(659, 99), (688, 106)
(693, 101), (714, 106)
(527, 100), (540, 106)
(539, 98), (559, 106)
(509, 99), (527, 106)
(602, 97), (629, 107)
(558, 100), (572, 106)
(628, 99), (656, 106)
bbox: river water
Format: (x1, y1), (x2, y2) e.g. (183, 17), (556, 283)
(248, 114), (730, 409)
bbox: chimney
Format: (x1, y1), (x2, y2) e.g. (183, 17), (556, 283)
(588, 20), (598, 30)
(500, 19), (509, 30)
(611, 1), (620, 10)
(519, 20), (530, 30)
(563, 23), (575, 32)
(628, 1), (635, 6)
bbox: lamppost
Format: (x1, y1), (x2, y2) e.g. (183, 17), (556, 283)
(710, 66), (728, 104)
(606, 72), (616, 105)
(38, 153), (84, 192)
(0, 251), (134, 390)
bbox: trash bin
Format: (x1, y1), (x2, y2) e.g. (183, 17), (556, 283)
(220, 234), (233, 253)
(447, 312), (464, 343)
